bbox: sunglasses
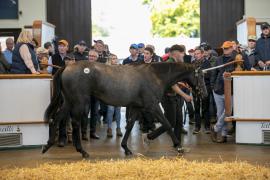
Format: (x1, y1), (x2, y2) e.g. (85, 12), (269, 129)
(89, 55), (98, 58)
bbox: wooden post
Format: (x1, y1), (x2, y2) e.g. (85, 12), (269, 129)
(224, 75), (232, 116)
(33, 20), (42, 48)
(224, 54), (243, 116)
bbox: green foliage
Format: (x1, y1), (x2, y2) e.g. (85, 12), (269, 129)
(92, 24), (109, 37)
(143, 0), (200, 37)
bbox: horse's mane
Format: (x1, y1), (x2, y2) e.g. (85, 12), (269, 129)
(149, 62), (195, 74)
(124, 62), (194, 69)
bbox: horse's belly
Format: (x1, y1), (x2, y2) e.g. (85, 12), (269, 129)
(95, 93), (142, 107)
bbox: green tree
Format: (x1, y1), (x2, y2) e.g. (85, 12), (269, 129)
(92, 24), (109, 37)
(143, 0), (200, 37)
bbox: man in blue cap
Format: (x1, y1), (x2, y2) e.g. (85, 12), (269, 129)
(137, 43), (145, 60)
(122, 44), (143, 65)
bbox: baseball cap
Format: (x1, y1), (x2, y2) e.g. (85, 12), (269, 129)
(200, 42), (212, 50)
(58, 39), (69, 47)
(169, 44), (185, 52)
(221, 41), (234, 49)
(261, 22), (270, 30)
(79, 40), (86, 46)
(137, 43), (145, 48)
(130, 44), (138, 49)
(94, 39), (104, 45)
(248, 35), (257, 41)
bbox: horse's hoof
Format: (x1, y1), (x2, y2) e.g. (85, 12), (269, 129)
(142, 133), (151, 147)
(41, 145), (48, 154)
(176, 146), (185, 154)
(125, 150), (133, 156)
(82, 152), (90, 158)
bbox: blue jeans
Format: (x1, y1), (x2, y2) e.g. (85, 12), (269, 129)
(106, 105), (121, 129)
(213, 91), (227, 136)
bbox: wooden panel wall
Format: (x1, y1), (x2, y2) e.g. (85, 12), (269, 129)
(46, 0), (92, 48)
(200, 0), (244, 48)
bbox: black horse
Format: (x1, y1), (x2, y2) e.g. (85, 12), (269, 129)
(42, 61), (207, 158)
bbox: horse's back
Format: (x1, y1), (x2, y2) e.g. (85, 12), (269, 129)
(61, 62), (149, 107)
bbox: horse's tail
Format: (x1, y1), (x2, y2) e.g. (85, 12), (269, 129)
(44, 67), (66, 123)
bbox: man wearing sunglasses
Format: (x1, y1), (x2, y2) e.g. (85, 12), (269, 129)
(73, 40), (88, 61)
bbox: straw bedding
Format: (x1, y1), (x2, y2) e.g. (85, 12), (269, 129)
(0, 158), (269, 180)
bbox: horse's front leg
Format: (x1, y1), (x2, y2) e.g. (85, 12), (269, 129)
(121, 117), (136, 156)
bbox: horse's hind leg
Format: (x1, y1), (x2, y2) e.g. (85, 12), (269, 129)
(42, 105), (69, 154)
(121, 107), (137, 155)
(70, 106), (89, 158)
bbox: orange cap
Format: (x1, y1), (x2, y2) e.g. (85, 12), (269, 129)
(58, 39), (69, 47)
(221, 41), (233, 49)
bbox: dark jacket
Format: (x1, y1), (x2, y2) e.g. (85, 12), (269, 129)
(206, 55), (217, 67)
(51, 53), (69, 75)
(210, 51), (250, 95)
(192, 58), (211, 88)
(122, 56), (143, 65)
(73, 51), (88, 61)
(255, 33), (270, 63)
(10, 43), (38, 74)
(0, 54), (10, 73)
(97, 51), (109, 63)
(153, 53), (162, 62)
(184, 54), (192, 64)
(243, 48), (259, 70)
(210, 55), (234, 95)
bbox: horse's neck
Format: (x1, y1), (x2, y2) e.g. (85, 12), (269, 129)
(152, 62), (194, 86)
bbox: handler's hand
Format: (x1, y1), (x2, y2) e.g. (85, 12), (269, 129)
(265, 60), (270, 65)
(258, 61), (266, 68)
(183, 94), (193, 102)
(33, 71), (40, 75)
(65, 60), (76, 66)
(223, 72), (231, 78)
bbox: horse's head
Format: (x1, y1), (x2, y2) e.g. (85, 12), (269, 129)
(187, 67), (208, 98)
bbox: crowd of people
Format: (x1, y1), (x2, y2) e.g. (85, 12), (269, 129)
(0, 22), (269, 148)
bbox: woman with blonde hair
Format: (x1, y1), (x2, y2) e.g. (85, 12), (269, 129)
(10, 30), (39, 74)
(105, 53), (123, 137)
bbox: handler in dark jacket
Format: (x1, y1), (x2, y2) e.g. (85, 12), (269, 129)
(255, 22), (270, 70)
(161, 45), (192, 150)
(192, 47), (211, 134)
